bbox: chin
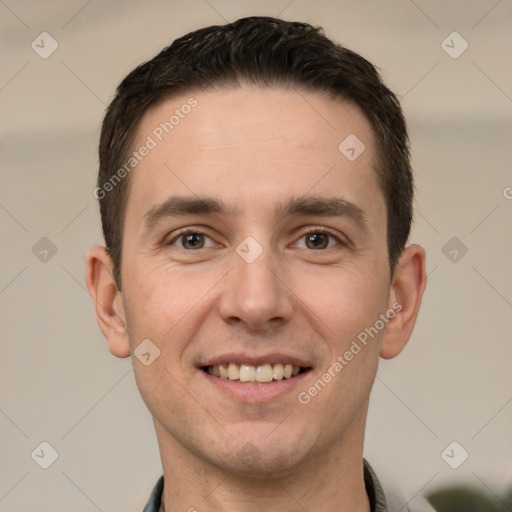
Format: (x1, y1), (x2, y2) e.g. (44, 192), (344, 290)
(202, 428), (316, 477)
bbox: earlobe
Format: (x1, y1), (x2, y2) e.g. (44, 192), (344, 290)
(380, 244), (427, 360)
(85, 246), (131, 358)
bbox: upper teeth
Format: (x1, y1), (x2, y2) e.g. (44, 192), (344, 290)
(206, 363), (301, 383)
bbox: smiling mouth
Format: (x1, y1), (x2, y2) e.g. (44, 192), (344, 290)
(202, 363), (310, 384)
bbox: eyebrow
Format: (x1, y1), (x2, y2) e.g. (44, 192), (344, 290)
(277, 195), (367, 229)
(144, 196), (239, 230)
(143, 194), (368, 232)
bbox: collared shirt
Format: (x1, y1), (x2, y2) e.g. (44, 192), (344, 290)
(143, 459), (388, 511)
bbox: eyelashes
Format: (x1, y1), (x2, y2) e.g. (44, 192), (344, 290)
(166, 227), (345, 251)
(168, 231), (216, 250)
(293, 230), (342, 250)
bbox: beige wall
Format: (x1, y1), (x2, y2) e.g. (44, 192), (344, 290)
(1, 0), (511, 510)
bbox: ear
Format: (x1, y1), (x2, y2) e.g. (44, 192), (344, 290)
(380, 244), (427, 359)
(85, 246), (131, 358)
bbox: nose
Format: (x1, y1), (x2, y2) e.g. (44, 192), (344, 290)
(217, 243), (294, 332)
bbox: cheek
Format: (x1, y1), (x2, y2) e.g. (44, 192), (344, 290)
(122, 269), (200, 410)
(297, 264), (388, 340)
(122, 262), (215, 353)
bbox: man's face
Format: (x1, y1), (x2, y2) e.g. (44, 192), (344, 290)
(119, 86), (392, 474)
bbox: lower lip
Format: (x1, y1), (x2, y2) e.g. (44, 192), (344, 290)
(201, 370), (310, 403)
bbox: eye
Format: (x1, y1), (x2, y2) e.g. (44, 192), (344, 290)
(167, 230), (216, 250)
(294, 229), (342, 250)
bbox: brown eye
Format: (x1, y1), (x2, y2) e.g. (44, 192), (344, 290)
(181, 233), (205, 249)
(164, 228), (219, 252)
(305, 232), (330, 249)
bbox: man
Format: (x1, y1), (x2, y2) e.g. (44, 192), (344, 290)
(86, 16), (427, 512)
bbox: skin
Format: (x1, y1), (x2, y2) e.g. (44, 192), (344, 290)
(86, 85), (426, 512)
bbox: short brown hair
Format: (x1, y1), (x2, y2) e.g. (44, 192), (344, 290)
(97, 16), (413, 288)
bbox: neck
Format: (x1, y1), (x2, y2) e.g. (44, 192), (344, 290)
(155, 411), (371, 512)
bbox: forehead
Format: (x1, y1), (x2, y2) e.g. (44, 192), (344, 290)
(134, 85), (374, 159)
(126, 85), (384, 228)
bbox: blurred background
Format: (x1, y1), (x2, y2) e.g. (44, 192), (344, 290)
(1, 1), (511, 510)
